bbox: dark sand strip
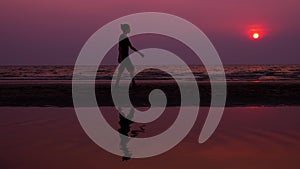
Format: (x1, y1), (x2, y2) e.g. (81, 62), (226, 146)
(0, 81), (299, 107)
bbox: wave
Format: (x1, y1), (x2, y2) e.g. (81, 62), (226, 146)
(0, 65), (299, 82)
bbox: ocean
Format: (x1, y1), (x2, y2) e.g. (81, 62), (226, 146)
(0, 65), (299, 82)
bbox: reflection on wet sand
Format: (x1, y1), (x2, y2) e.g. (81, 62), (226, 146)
(117, 106), (145, 161)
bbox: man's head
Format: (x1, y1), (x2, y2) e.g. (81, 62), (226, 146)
(121, 24), (130, 34)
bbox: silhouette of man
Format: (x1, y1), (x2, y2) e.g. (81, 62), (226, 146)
(116, 24), (144, 87)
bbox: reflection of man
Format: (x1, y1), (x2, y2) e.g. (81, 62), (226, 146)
(117, 106), (145, 161)
(116, 24), (144, 87)
(118, 107), (134, 161)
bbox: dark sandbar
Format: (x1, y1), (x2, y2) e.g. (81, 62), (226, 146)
(0, 81), (299, 107)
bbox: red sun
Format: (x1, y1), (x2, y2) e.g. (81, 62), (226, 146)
(252, 32), (261, 40)
(247, 25), (265, 40)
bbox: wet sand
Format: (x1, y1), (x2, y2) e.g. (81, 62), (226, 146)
(0, 106), (300, 169)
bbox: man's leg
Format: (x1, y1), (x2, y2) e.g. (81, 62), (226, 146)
(116, 63), (125, 87)
(129, 71), (136, 86)
(125, 59), (136, 87)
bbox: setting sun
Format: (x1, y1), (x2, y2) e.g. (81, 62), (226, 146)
(252, 32), (260, 40)
(247, 25), (265, 40)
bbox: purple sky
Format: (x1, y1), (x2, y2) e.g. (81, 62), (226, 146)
(1, 0), (300, 65)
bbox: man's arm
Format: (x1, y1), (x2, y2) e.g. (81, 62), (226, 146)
(128, 40), (138, 51)
(128, 40), (144, 57)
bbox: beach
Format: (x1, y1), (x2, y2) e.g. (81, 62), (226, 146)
(0, 65), (299, 168)
(1, 106), (300, 169)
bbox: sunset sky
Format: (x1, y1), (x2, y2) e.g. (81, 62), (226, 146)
(1, 0), (300, 65)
